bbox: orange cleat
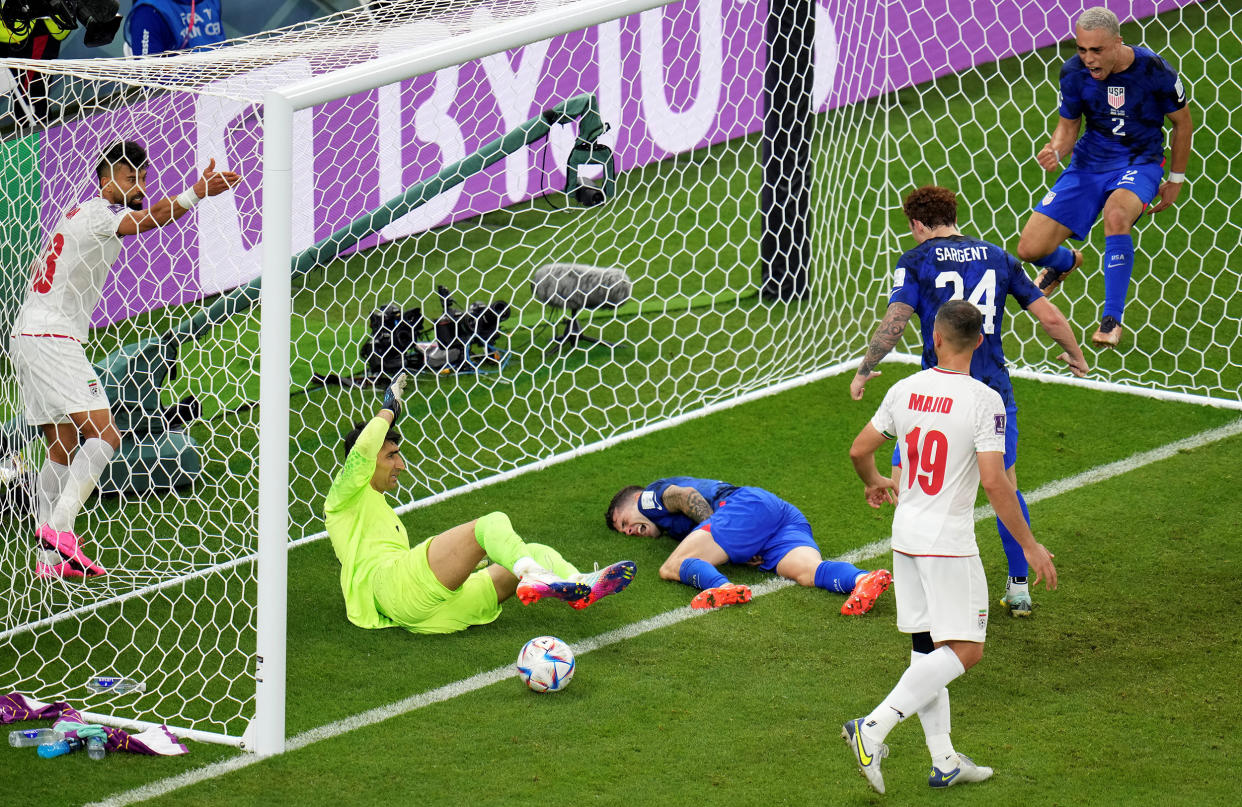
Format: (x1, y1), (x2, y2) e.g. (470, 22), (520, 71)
(841, 569), (892, 615)
(1091, 315), (1124, 348)
(690, 583), (752, 610)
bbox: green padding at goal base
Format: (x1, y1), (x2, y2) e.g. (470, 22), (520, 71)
(98, 431), (202, 495)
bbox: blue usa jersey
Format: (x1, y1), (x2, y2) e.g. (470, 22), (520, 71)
(1059, 46), (1187, 172)
(637, 477), (739, 540)
(889, 235), (1043, 409)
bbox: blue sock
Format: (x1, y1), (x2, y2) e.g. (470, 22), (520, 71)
(679, 558), (729, 590)
(1030, 245), (1075, 272)
(1102, 234), (1135, 321)
(996, 488), (1031, 578)
(814, 560), (865, 594)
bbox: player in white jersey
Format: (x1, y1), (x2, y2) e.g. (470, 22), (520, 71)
(9, 140), (240, 579)
(841, 300), (1058, 795)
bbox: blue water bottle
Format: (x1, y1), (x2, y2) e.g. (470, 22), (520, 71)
(37, 736), (84, 758)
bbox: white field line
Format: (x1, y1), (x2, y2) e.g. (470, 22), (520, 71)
(86, 417), (1242, 807)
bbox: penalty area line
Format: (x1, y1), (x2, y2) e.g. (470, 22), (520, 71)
(87, 417), (1242, 807)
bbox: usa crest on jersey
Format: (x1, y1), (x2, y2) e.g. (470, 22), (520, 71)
(1107, 86), (1125, 108)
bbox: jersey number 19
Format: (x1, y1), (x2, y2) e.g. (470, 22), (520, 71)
(903, 426), (947, 495)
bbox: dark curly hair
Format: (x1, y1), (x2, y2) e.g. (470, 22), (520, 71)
(902, 185), (957, 228)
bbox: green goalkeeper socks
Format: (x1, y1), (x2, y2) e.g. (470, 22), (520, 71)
(474, 512), (578, 578)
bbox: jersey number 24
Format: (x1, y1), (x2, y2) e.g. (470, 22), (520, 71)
(935, 269), (997, 334)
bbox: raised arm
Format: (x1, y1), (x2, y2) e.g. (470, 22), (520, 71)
(851, 302), (914, 400)
(661, 485), (714, 524)
(117, 159), (241, 236)
(1036, 115), (1082, 172)
(1027, 297), (1088, 377)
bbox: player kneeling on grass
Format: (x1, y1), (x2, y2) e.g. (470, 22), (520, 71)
(605, 477), (891, 614)
(324, 374), (635, 635)
(842, 300), (1058, 795)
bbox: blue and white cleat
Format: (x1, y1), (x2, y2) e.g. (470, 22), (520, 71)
(999, 585), (1033, 617)
(515, 567), (591, 606)
(569, 560), (637, 610)
(929, 753), (993, 788)
(842, 717), (888, 795)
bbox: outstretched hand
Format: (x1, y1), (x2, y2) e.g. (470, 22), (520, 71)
(193, 158), (241, 199)
(1147, 179), (1184, 215)
(863, 478), (897, 509)
(850, 371), (880, 401)
(382, 372), (409, 423)
(1023, 541), (1058, 591)
(1057, 352), (1089, 378)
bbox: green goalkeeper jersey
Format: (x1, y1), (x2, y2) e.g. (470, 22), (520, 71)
(324, 417), (407, 629)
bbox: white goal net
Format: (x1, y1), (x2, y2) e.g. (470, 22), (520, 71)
(0, 0), (1236, 750)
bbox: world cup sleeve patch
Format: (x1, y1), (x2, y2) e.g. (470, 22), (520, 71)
(640, 490), (659, 511)
(994, 414), (1006, 435)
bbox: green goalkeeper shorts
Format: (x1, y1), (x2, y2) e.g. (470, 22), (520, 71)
(371, 536), (503, 634)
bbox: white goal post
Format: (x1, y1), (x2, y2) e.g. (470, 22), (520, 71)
(0, 0), (1237, 756)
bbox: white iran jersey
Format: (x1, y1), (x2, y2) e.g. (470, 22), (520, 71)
(871, 367), (1006, 556)
(13, 197), (129, 343)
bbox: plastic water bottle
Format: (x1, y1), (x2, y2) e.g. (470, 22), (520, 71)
(9, 728), (64, 747)
(85, 676), (145, 694)
(86, 735), (106, 760)
(36, 736), (84, 758)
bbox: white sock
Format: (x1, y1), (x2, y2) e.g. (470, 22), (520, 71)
(36, 459), (70, 526)
(512, 556), (541, 579)
(48, 439), (115, 533)
(865, 646), (966, 742)
(911, 650), (955, 765)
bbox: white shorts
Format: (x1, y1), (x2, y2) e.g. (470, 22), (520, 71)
(9, 334), (110, 425)
(893, 551), (989, 643)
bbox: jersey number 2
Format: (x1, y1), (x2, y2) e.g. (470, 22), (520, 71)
(935, 269), (997, 334)
(32, 233), (64, 294)
(904, 426), (947, 495)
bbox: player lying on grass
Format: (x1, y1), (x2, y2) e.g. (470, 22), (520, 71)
(605, 477), (891, 613)
(843, 300), (1058, 795)
(1015, 5), (1193, 348)
(10, 140), (240, 579)
(324, 374), (635, 634)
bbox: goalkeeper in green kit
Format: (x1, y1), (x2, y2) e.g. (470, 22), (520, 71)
(324, 374), (636, 634)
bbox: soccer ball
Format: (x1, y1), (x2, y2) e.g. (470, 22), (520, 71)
(516, 635), (575, 693)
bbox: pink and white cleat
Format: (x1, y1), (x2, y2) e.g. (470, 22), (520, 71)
(36, 523), (106, 577)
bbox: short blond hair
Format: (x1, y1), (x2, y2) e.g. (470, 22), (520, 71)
(1077, 7), (1120, 37)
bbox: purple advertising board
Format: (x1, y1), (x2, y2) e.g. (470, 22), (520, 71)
(34, 0), (1197, 327)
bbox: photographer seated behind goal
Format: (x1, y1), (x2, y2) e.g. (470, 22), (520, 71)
(324, 374), (635, 634)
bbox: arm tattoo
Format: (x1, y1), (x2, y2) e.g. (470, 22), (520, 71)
(666, 486), (714, 523)
(858, 303), (913, 376)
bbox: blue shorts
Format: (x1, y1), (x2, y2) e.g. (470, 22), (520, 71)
(893, 403), (1018, 470)
(1033, 163), (1163, 240)
(702, 487), (817, 572)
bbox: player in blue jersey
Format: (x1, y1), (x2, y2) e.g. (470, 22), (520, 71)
(851, 185), (1086, 616)
(605, 477), (893, 613)
(1016, 6), (1193, 348)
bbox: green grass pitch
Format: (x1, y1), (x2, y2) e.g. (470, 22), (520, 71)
(2, 3), (1241, 804)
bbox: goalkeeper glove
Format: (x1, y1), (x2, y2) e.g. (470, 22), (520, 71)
(382, 372), (409, 423)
